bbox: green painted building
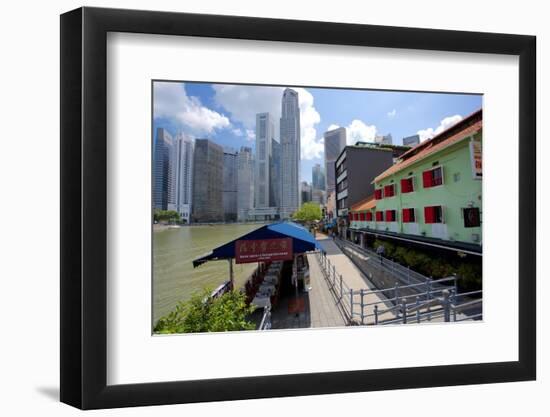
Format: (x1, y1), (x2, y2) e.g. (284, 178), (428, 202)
(349, 109), (482, 254)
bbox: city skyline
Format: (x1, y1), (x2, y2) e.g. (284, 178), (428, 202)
(153, 81), (482, 183)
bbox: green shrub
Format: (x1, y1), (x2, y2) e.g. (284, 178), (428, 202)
(154, 288), (256, 334)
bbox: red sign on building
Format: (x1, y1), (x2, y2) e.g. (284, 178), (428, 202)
(235, 238), (293, 264)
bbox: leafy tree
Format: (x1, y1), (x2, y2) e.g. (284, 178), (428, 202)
(292, 202), (322, 223)
(154, 209), (182, 224)
(154, 288), (256, 334)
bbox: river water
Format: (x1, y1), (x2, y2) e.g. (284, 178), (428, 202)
(153, 223), (264, 323)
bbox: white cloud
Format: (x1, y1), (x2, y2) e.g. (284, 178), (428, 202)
(387, 109), (397, 118)
(417, 114), (463, 142)
(246, 129), (255, 141)
(213, 85), (323, 160)
(347, 120), (377, 145)
(154, 82), (231, 134)
(326, 120), (378, 146)
(232, 128), (243, 137)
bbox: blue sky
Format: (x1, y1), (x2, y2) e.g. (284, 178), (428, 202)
(153, 81), (482, 183)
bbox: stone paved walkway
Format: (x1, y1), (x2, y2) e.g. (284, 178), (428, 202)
(306, 252), (347, 328)
(316, 235), (397, 324)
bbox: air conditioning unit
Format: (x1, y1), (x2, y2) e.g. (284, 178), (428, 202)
(471, 233), (480, 242)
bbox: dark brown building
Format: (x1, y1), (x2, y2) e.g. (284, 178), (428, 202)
(192, 139), (224, 223)
(335, 143), (395, 221)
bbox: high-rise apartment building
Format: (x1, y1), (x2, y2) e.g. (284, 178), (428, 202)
(191, 139), (224, 223)
(153, 127), (175, 210)
(279, 88), (301, 218)
(223, 148), (238, 222)
(237, 146), (254, 221)
(171, 133), (193, 223)
(323, 127), (347, 195)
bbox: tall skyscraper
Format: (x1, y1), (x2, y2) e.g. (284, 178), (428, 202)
(270, 138), (281, 209)
(171, 133), (193, 223)
(323, 127), (346, 195)
(279, 88), (301, 218)
(402, 134), (420, 147)
(222, 148), (238, 222)
(191, 139), (224, 223)
(153, 127), (175, 210)
(255, 113), (275, 209)
(375, 133), (393, 145)
(312, 163), (325, 191)
(301, 181), (312, 203)
(237, 146), (254, 222)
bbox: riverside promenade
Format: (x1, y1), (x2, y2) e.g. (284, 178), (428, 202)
(314, 233), (396, 324)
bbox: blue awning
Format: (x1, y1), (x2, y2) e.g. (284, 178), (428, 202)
(192, 221), (320, 267)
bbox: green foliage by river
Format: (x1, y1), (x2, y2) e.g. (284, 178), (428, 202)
(153, 223), (263, 324)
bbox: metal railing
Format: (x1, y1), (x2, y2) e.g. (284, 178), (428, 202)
(335, 237), (440, 288)
(259, 306), (272, 330)
(315, 250), (482, 325)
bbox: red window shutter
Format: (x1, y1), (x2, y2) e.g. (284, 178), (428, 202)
(424, 206), (435, 224)
(376, 211), (383, 221)
(384, 185), (394, 197)
(402, 208), (409, 223)
(355, 213), (359, 221)
(385, 210), (392, 221)
(348, 212), (352, 221)
(366, 212), (372, 221)
(422, 170), (433, 188)
(400, 178), (408, 193)
(360, 212), (365, 221)
(375, 189), (382, 200)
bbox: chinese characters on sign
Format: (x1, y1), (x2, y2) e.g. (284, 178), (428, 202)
(235, 238), (293, 264)
(469, 136), (482, 180)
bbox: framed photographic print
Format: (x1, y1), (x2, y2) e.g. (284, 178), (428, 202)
(60, 6), (536, 410)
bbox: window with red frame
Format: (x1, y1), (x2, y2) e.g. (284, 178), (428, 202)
(375, 211), (384, 221)
(374, 189), (383, 199)
(366, 211), (373, 221)
(383, 184), (395, 197)
(422, 166), (443, 188)
(424, 205), (444, 223)
(402, 208), (416, 223)
(400, 177), (414, 193)
(385, 209), (397, 222)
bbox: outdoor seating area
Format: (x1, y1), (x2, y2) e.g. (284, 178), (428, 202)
(244, 261), (283, 309)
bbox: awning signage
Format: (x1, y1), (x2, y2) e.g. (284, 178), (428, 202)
(235, 238), (293, 264)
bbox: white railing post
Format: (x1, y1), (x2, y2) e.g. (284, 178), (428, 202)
(350, 289), (354, 321)
(451, 290), (457, 322)
(443, 290), (451, 322)
(360, 289), (365, 325)
(394, 282), (399, 317)
(426, 279), (432, 321)
(339, 274), (343, 299)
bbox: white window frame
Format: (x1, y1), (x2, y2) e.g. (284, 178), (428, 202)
(401, 175), (416, 193)
(428, 165), (445, 188)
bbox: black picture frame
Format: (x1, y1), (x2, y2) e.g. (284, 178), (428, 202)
(60, 6), (536, 410)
